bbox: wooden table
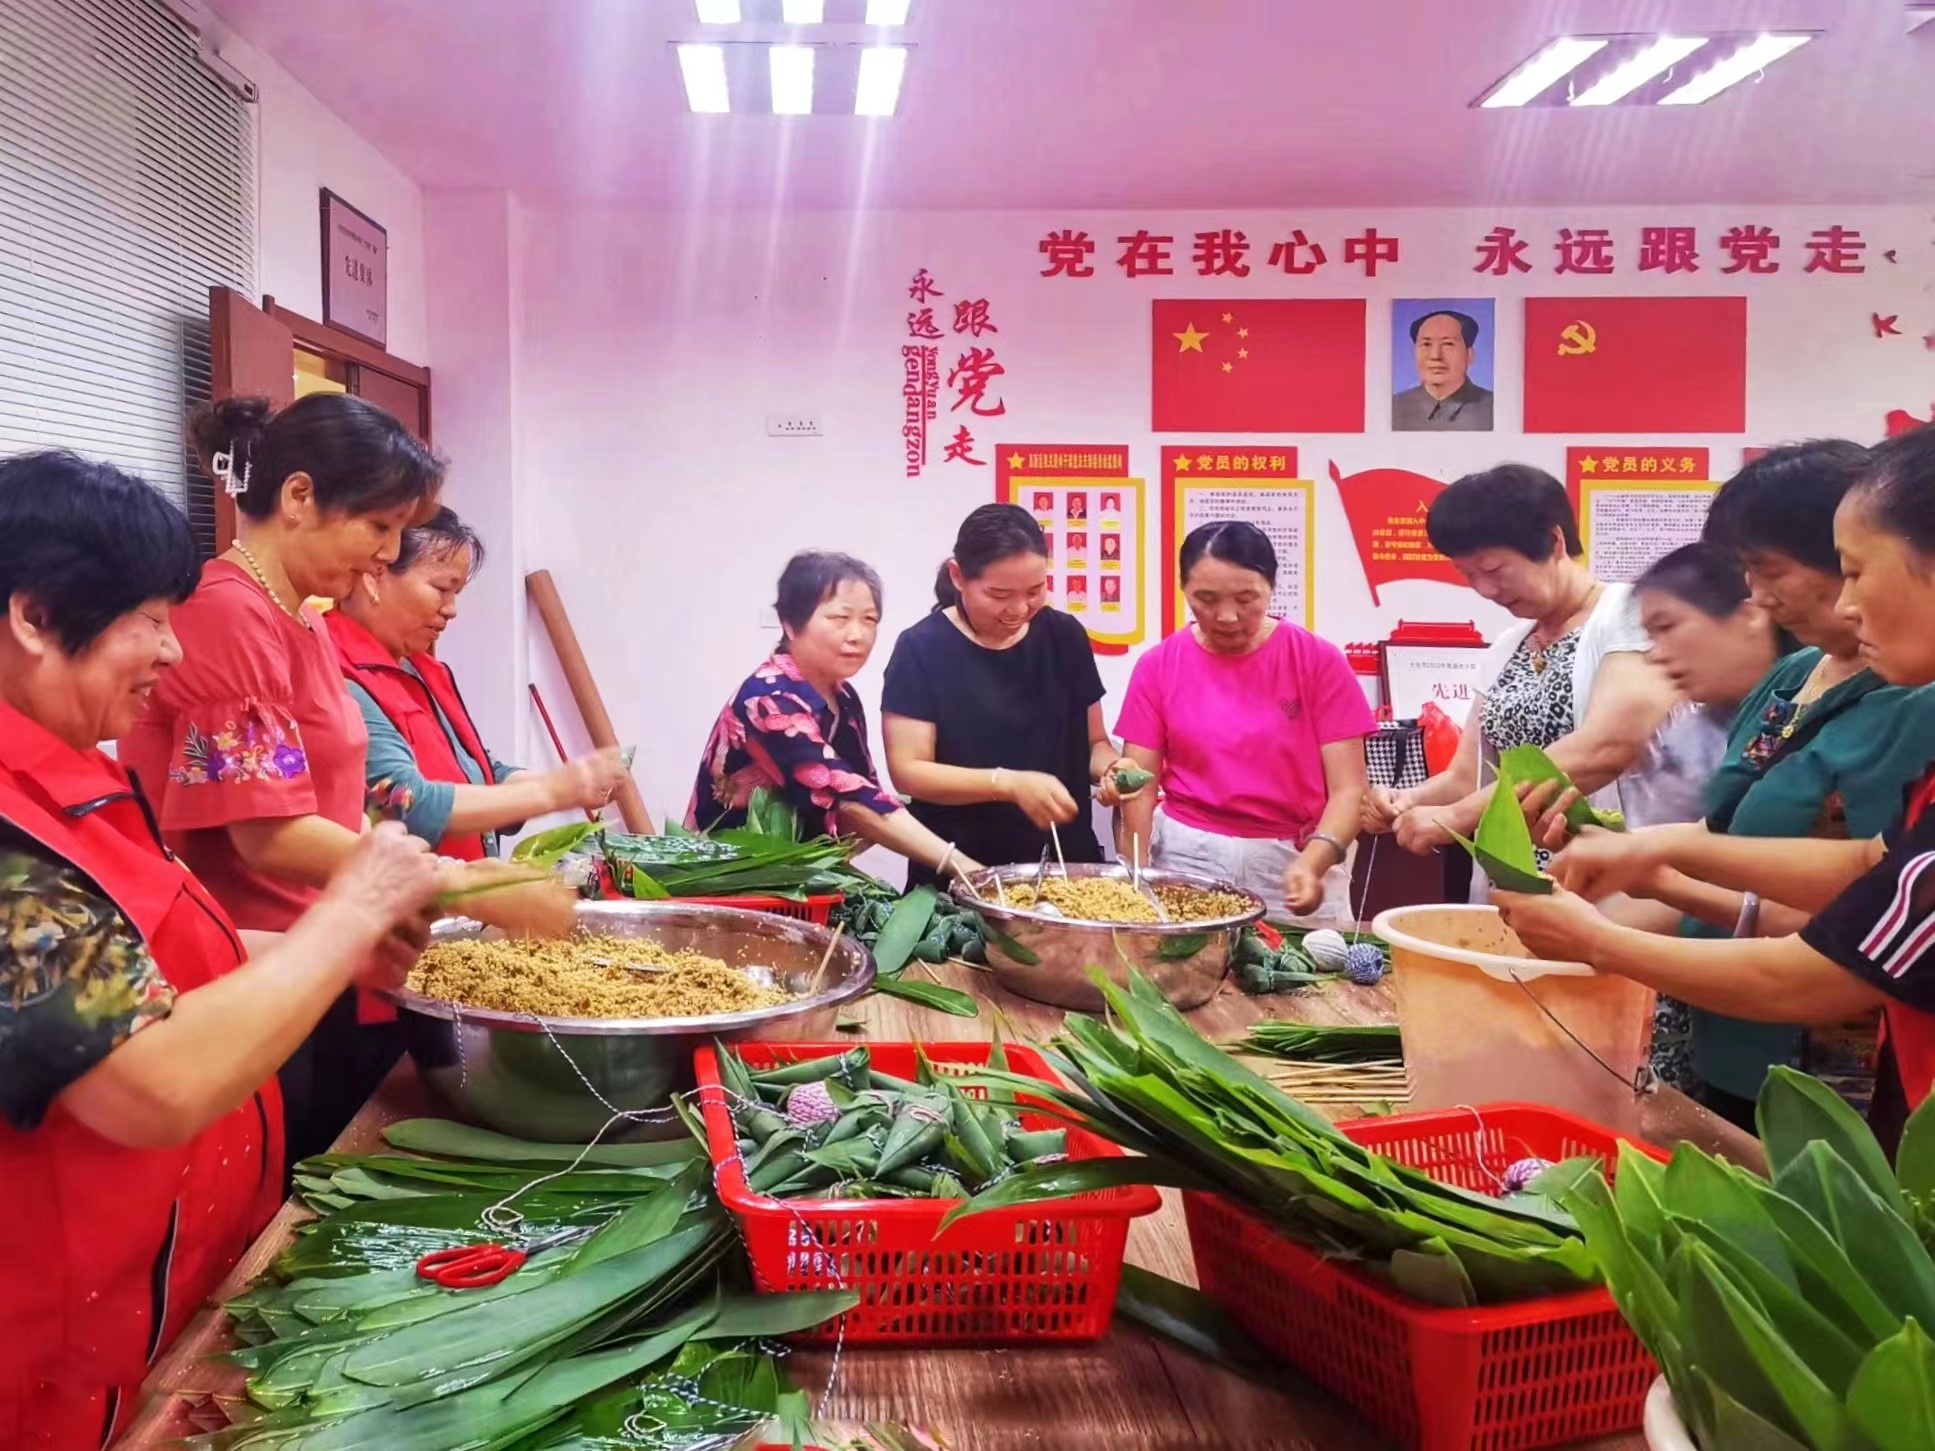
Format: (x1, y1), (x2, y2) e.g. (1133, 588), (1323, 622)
(121, 961), (1757, 1451)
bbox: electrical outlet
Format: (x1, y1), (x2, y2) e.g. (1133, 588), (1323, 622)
(767, 414), (823, 438)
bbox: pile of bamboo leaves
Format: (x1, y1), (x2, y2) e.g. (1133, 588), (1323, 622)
(189, 1119), (855, 1450)
(1554, 1068), (1935, 1450)
(710, 1041), (1067, 1200)
(948, 968), (1599, 1308)
(831, 885), (980, 1017)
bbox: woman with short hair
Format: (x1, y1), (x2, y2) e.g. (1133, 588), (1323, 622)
(1115, 521), (1372, 918)
(1500, 425), (1935, 1142)
(0, 451), (440, 1446)
(328, 506), (625, 860)
(690, 551), (973, 879)
(1362, 463), (1678, 897)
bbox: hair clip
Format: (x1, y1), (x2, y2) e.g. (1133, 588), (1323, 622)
(210, 447), (251, 498)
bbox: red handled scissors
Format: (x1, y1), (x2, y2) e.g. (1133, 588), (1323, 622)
(414, 1226), (589, 1289)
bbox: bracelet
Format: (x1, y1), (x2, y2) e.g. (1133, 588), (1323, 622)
(989, 767), (1007, 798)
(936, 843), (958, 880)
(1733, 891), (1761, 939)
(1307, 831), (1346, 862)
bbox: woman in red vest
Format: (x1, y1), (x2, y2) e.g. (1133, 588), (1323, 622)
(0, 451), (441, 1448)
(325, 507), (624, 859)
(119, 395), (571, 1171)
(1498, 425), (1935, 1148)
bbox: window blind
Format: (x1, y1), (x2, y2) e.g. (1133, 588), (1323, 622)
(0, 0), (255, 553)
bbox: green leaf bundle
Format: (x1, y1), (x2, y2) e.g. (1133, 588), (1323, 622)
(946, 967), (1595, 1307)
(1447, 754), (1553, 893)
(1559, 1065), (1935, 1450)
(1237, 1022), (1403, 1064)
(1498, 744), (1626, 834)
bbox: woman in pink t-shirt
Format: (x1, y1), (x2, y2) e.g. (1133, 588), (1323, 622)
(1117, 522), (1374, 919)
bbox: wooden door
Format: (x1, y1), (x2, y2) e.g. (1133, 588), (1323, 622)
(351, 363), (428, 441)
(207, 286), (294, 551)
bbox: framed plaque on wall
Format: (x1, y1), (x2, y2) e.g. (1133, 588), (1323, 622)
(320, 188), (387, 347)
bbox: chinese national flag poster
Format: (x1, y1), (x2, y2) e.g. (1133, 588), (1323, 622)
(1522, 297), (1747, 434)
(1151, 299), (1365, 433)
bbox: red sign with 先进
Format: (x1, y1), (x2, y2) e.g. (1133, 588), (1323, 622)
(1523, 296), (1747, 434)
(1327, 461), (1466, 604)
(1563, 447), (1711, 511)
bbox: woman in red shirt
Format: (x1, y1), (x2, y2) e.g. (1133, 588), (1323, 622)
(1498, 425), (1935, 1144)
(120, 394), (567, 1166)
(0, 451), (441, 1448)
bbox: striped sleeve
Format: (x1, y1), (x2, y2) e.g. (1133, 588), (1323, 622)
(1802, 816), (1935, 1008)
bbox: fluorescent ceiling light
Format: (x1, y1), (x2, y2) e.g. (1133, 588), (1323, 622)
(1657, 33), (1813, 105)
(769, 44), (814, 114)
(865, 0), (913, 23)
(694, 0), (740, 22)
(1570, 35), (1709, 105)
(1479, 37), (1608, 107)
(677, 44), (730, 113)
(781, 0), (824, 21)
(854, 45), (907, 115)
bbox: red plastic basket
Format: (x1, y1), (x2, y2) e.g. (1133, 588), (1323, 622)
(694, 1040), (1161, 1345)
(1185, 1102), (1666, 1451)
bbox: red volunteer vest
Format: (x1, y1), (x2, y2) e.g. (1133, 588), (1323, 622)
(0, 703), (283, 1448)
(1888, 774), (1935, 1109)
(326, 611), (497, 860)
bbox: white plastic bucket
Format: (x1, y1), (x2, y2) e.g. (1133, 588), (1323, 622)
(1374, 904), (1656, 1133)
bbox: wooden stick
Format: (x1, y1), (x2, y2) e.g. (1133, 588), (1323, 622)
(1050, 821), (1068, 878)
(526, 569), (654, 834)
(806, 923), (846, 998)
(529, 683), (601, 825)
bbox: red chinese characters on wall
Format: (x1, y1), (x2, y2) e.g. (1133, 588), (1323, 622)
(1034, 224), (1872, 280)
(901, 268), (1015, 474)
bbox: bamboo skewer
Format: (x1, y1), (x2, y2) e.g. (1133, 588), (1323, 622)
(1050, 821), (1068, 878)
(806, 923), (846, 998)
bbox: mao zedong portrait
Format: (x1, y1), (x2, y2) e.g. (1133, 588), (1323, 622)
(1392, 309), (1494, 432)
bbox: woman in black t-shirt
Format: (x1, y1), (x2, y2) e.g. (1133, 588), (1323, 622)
(882, 504), (1146, 887)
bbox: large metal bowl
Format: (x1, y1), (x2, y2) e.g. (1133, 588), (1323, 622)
(953, 863), (1264, 1012)
(382, 900), (874, 1141)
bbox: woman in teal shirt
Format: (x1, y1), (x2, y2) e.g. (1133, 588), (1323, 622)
(1599, 443), (1935, 1127)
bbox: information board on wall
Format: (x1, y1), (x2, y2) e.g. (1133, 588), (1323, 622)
(995, 444), (1146, 654)
(1160, 447), (1313, 634)
(1566, 447), (1715, 584)
(1381, 642), (1491, 722)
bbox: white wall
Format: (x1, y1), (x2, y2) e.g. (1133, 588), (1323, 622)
(424, 203), (1935, 833)
(221, 31), (430, 364)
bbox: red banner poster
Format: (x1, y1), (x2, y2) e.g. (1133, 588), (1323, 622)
(1563, 447), (1711, 511)
(1523, 296), (1747, 434)
(1327, 461), (1466, 604)
(1150, 298), (1365, 433)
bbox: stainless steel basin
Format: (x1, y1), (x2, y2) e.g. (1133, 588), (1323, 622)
(954, 863), (1263, 1012)
(382, 900), (874, 1141)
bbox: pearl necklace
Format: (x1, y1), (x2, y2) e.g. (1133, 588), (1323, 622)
(232, 541), (311, 630)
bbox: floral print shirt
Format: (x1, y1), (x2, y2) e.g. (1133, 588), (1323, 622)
(0, 837), (174, 1130)
(687, 654), (901, 839)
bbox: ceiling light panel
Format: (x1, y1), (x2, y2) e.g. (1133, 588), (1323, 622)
(1657, 34), (1814, 105)
(677, 43), (730, 112)
(1478, 31), (1816, 107)
(854, 45), (907, 115)
(1570, 35), (1708, 105)
(769, 44), (814, 113)
(694, 0), (740, 22)
(865, 0), (913, 23)
(781, 0), (825, 22)
(1479, 37), (1609, 107)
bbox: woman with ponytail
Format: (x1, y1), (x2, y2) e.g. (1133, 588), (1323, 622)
(120, 395), (571, 1165)
(881, 504), (1142, 887)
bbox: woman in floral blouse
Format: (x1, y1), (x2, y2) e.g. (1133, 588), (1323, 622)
(689, 552), (978, 881)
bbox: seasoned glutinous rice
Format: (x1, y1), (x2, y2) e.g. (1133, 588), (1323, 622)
(407, 934), (791, 1019)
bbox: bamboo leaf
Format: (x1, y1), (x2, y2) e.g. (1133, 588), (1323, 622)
(1775, 1140), (1935, 1333)
(380, 1119), (701, 1169)
(1897, 1091), (1935, 1203)
(871, 888), (938, 974)
(1758, 1065), (1910, 1219)
(1499, 744), (1625, 833)
(871, 973), (980, 1017)
(1113, 1264), (1284, 1386)
(1848, 1318), (1935, 1451)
